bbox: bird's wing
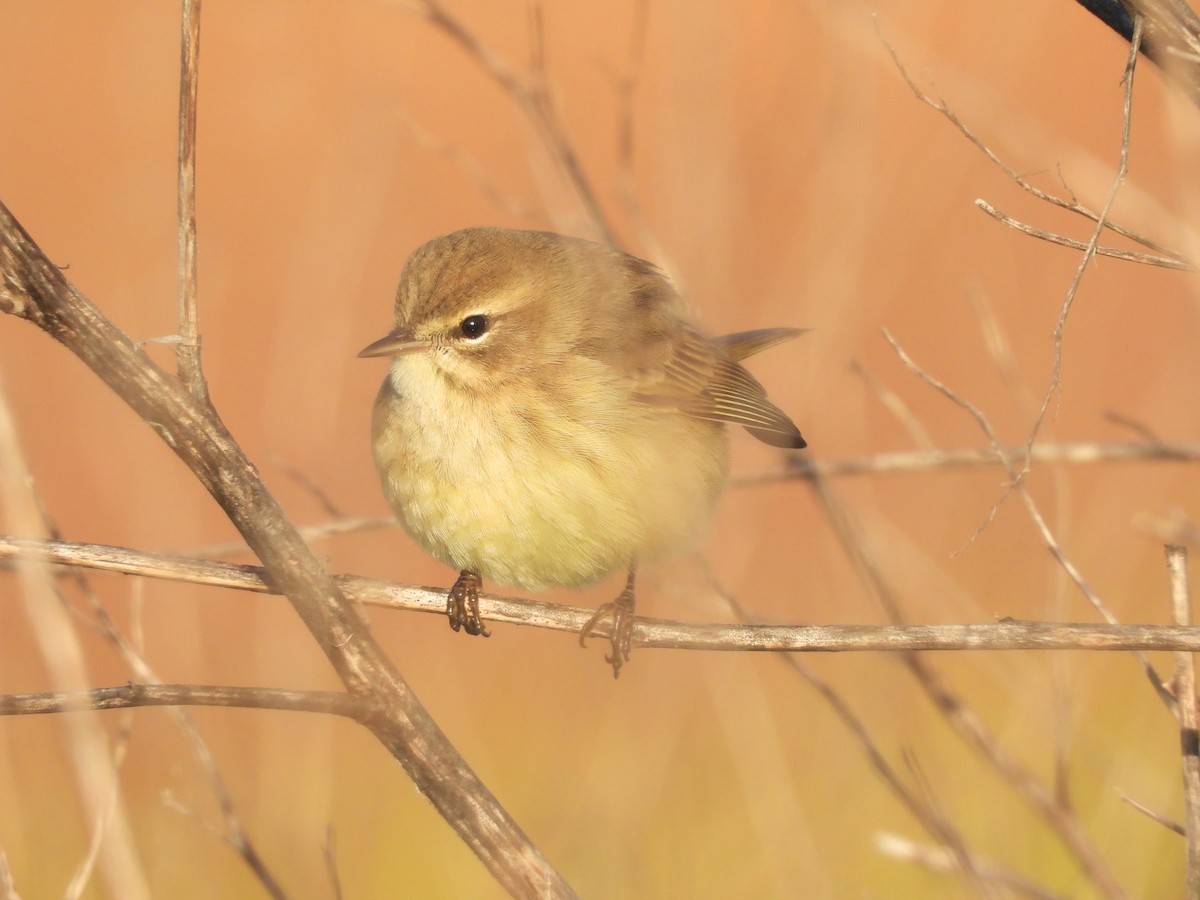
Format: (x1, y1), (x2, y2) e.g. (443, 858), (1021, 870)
(630, 324), (806, 449)
(713, 327), (809, 361)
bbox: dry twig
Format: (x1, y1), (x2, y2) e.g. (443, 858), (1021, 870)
(401, 0), (618, 245)
(0, 374), (149, 899)
(1167, 545), (1200, 892)
(0, 199), (573, 897)
(706, 570), (994, 894)
(883, 21), (1192, 268)
(2, 535), (1199, 654)
(795, 469), (1127, 899)
(174, 0), (207, 401)
(876, 833), (1067, 900)
(975, 199), (1192, 269)
(1118, 792), (1186, 836)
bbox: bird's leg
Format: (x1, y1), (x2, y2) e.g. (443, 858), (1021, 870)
(447, 570), (490, 637)
(579, 567), (637, 678)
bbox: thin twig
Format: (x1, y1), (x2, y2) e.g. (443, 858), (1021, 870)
(401, 0), (618, 245)
(882, 21), (1192, 267)
(395, 111), (535, 219)
(609, 0), (660, 256)
(1023, 16), (1145, 455)
(899, 751), (997, 897)
(3, 535), (1200, 654)
(849, 360), (935, 449)
(706, 569), (993, 892)
(794, 470), (1127, 898)
(0, 201), (576, 898)
(0, 372), (151, 900)
(1118, 0), (1200, 104)
(1167, 544), (1200, 893)
(976, 199), (1192, 269)
(876, 833), (1068, 900)
(1118, 792), (1186, 836)
(882, 329), (1175, 716)
(65, 718), (134, 900)
(968, 287), (1039, 418)
(1139, 510), (1200, 549)
(741, 439), (1200, 486)
(0, 684), (371, 719)
(175, 0), (207, 401)
(324, 826), (344, 900)
(0, 843), (17, 900)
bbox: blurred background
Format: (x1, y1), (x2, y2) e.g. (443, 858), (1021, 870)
(2, 1), (1199, 896)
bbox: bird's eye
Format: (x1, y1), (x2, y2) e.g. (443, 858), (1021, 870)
(459, 314), (489, 340)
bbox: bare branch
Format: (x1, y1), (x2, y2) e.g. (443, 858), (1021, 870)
(0, 373), (150, 899)
(396, 112), (536, 219)
(401, 0), (618, 244)
(0, 843), (17, 900)
(882, 328), (1176, 717)
(796, 406), (1127, 897)
(1118, 792), (1186, 835)
(733, 439), (1200, 486)
(174, 0), (207, 400)
(705, 569), (993, 892)
(883, 22), (1192, 265)
(898, 751), (997, 896)
(1024, 16), (1145, 453)
(324, 827), (344, 900)
(64, 719), (135, 900)
(849, 360), (935, 449)
(180, 515), (396, 559)
(3, 535), (1199, 654)
(0, 202), (575, 898)
(1167, 545), (1200, 893)
(876, 833), (1068, 900)
(0, 684), (370, 719)
(976, 199), (1192, 269)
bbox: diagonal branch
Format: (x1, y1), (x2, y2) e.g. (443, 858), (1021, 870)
(401, 0), (619, 245)
(0, 201), (574, 899)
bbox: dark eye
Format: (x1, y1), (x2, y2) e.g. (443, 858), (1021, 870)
(459, 314), (489, 339)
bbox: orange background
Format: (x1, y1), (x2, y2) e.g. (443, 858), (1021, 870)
(2, 2), (1199, 897)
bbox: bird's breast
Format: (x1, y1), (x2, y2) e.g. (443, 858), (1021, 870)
(371, 358), (730, 590)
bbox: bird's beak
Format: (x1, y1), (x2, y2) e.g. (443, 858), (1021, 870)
(357, 328), (427, 358)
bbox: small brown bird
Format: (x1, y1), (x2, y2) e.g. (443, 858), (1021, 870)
(360, 227), (805, 676)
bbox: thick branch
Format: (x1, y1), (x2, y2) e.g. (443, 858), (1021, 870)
(0, 201), (572, 898)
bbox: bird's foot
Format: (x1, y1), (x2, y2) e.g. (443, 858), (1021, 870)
(447, 570), (490, 637)
(579, 572), (636, 678)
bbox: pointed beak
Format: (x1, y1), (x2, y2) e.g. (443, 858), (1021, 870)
(357, 328), (427, 358)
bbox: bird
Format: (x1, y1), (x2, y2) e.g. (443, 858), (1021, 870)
(359, 227), (805, 676)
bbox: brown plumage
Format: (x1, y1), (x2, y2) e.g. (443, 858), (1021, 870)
(360, 227), (806, 675)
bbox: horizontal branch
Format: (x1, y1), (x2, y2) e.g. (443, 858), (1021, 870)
(738, 440), (1200, 485)
(3, 536), (1198, 653)
(176, 440), (1200, 559)
(0, 684), (369, 719)
(0, 199), (571, 896)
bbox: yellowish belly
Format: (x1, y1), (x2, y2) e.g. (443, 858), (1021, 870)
(372, 369), (729, 590)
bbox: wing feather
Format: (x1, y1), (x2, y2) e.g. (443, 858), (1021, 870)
(631, 325), (806, 449)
